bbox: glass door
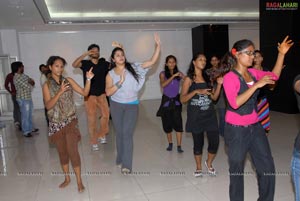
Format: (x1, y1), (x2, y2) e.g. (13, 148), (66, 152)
(0, 55), (17, 119)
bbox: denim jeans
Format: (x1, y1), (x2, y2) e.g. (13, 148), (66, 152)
(291, 149), (300, 201)
(224, 123), (275, 201)
(17, 99), (33, 135)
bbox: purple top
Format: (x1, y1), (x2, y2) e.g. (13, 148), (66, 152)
(160, 71), (181, 107)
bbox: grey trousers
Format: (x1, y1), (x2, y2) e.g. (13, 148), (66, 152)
(110, 100), (138, 171)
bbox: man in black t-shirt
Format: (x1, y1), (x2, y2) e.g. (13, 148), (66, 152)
(72, 44), (110, 151)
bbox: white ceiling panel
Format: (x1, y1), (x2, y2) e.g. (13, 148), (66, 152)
(0, 0), (259, 31)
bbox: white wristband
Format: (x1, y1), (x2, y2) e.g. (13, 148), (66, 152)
(86, 78), (91, 81)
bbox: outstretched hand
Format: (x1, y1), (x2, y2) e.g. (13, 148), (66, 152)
(277, 35), (294, 55)
(255, 75), (275, 89)
(154, 33), (161, 46)
(86, 67), (94, 80)
(112, 41), (123, 49)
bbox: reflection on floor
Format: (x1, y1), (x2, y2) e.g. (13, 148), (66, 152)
(0, 99), (298, 201)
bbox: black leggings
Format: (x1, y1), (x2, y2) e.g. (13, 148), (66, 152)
(192, 131), (219, 155)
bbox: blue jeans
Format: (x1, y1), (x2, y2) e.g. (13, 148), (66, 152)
(224, 123), (275, 201)
(217, 108), (226, 136)
(291, 149), (300, 201)
(17, 99), (33, 135)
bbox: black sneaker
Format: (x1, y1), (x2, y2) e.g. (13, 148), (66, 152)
(166, 143), (173, 151)
(177, 146), (184, 153)
(32, 128), (39, 132)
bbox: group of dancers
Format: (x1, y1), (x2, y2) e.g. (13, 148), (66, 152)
(39, 33), (298, 201)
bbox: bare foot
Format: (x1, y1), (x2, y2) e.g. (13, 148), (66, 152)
(78, 183), (85, 193)
(59, 178), (70, 188)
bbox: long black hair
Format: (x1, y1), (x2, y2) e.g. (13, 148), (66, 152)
(220, 39), (255, 74)
(164, 55), (180, 80)
(186, 53), (210, 85)
(46, 56), (67, 67)
(46, 56), (67, 84)
(110, 47), (139, 82)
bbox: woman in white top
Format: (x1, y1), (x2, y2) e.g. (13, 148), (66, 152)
(106, 33), (161, 174)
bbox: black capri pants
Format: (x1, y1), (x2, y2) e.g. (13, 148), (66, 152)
(161, 106), (183, 133)
(192, 131), (219, 155)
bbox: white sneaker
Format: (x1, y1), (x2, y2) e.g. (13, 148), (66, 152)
(14, 122), (20, 127)
(121, 168), (131, 175)
(98, 137), (107, 144)
(194, 170), (203, 178)
(91, 144), (99, 151)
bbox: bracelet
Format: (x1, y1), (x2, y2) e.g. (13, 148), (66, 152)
(86, 77), (91, 81)
(115, 82), (122, 89)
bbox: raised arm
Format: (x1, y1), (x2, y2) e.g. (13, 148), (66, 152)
(160, 72), (183, 88)
(210, 77), (223, 101)
(141, 33), (161, 69)
(272, 35), (294, 77)
(69, 67), (94, 96)
(72, 51), (91, 68)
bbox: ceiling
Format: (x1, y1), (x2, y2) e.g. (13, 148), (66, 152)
(0, 0), (259, 32)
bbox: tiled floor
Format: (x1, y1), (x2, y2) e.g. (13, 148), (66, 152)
(0, 99), (297, 201)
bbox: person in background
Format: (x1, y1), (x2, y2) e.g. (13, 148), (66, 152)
(13, 61), (39, 137)
(180, 53), (223, 177)
(39, 64), (50, 86)
(5, 63), (21, 130)
(72, 44), (110, 151)
(39, 64), (50, 126)
(106, 33), (161, 174)
(157, 55), (184, 153)
(43, 56), (94, 193)
(206, 55), (226, 137)
(222, 36), (293, 201)
(252, 50), (272, 133)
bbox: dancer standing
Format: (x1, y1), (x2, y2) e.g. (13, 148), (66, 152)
(72, 44), (110, 151)
(43, 56), (94, 192)
(157, 55), (184, 153)
(222, 36), (293, 201)
(106, 34), (161, 174)
(181, 53), (222, 177)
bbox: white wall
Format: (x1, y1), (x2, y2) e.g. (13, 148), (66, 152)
(229, 24), (260, 49)
(18, 30), (193, 109)
(1, 23), (259, 109)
